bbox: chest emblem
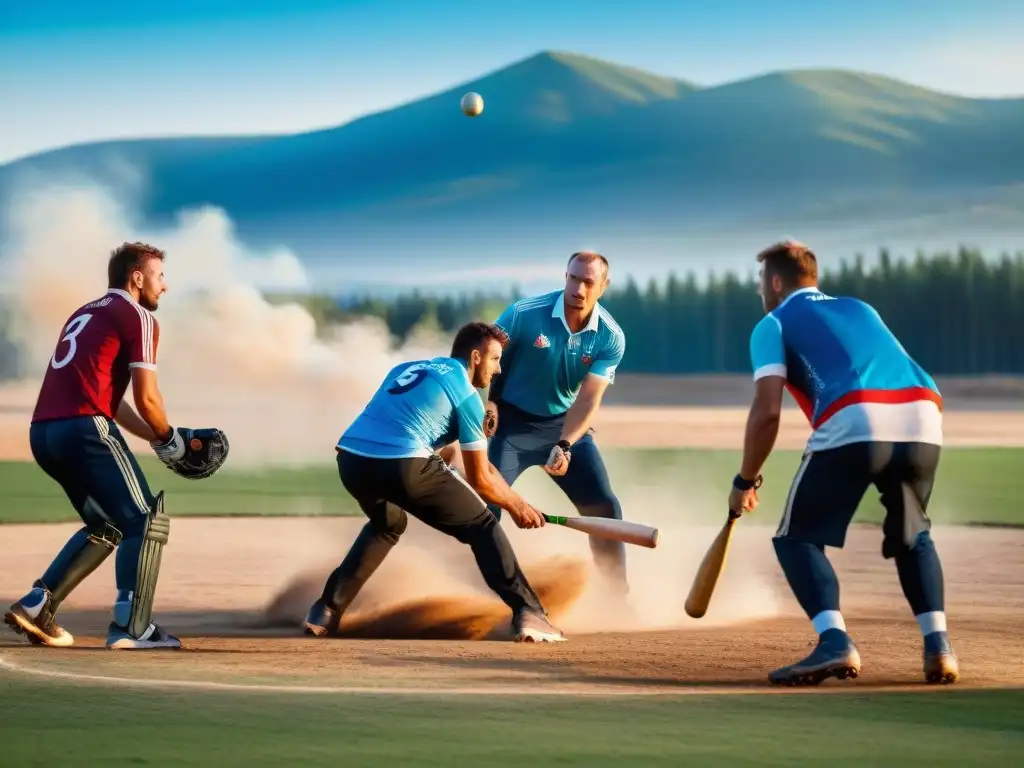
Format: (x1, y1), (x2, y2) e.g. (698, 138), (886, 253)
(533, 334), (550, 349)
(582, 354), (592, 365)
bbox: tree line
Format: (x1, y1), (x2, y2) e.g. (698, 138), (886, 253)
(336, 247), (1024, 376)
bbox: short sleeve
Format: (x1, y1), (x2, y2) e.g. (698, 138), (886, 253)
(493, 302), (518, 348)
(454, 392), (488, 451)
(750, 314), (786, 381)
(589, 328), (625, 383)
(121, 304), (158, 371)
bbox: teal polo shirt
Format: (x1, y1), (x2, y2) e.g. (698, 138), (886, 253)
(489, 290), (626, 417)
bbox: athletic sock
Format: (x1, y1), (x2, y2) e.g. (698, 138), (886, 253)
(916, 610), (947, 636)
(811, 609), (847, 635)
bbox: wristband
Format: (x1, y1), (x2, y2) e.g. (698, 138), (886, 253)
(556, 440), (571, 452)
(732, 473), (763, 491)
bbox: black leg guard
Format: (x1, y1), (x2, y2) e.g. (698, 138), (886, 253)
(38, 498), (122, 611)
(128, 491), (170, 639)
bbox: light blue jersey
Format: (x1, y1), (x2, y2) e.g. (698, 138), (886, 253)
(490, 290), (626, 417)
(338, 357), (488, 459)
(750, 286), (943, 451)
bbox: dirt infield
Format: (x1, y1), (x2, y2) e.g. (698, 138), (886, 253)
(1, 517), (1022, 696)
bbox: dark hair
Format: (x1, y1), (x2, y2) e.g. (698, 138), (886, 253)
(756, 240), (818, 288)
(567, 250), (609, 275)
(108, 241), (165, 289)
(450, 322), (505, 360)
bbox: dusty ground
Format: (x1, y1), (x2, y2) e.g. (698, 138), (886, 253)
(1, 374), (1021, 696)
(1, 518), (1021, 695)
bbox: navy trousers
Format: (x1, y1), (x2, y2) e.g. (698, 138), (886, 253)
(486, 401), (627, 591)
(30, 415), (156, 594)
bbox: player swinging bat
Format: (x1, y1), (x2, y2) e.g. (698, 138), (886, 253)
(685, 475), (762, 619)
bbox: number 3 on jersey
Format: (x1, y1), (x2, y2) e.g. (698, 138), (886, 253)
(50, 314), (93, 370)
(387, 363), (428, 395)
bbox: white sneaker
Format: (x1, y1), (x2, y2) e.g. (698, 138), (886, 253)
(106, 621), (182, 650)
(512, 610), (566, 643)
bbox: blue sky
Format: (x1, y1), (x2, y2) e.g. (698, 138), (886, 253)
(3, 0), (1023, 164)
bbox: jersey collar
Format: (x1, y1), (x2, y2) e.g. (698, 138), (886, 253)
(106, 288), (142, 308)
(775, 285), (821, 311)
(552, 291), (600, 335)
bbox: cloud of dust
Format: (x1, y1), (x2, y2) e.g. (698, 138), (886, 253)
(0, 173), (782, 640)
(493, 451), (787, 634)
(0, 176), (449, 466)
(261, 449), (786, 640)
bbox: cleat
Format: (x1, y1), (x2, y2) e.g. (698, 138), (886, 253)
(4, 588), (74, 648)
(923, 631), (959, 684)
(512, 610), (566, 644)
(106, 621), (181, 650)
(769, 628), (861, 686)
(303, 600), (340, 638)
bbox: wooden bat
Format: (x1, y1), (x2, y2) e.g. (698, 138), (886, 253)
(543, 514), (659, 549)
(684, 509), (741, 619)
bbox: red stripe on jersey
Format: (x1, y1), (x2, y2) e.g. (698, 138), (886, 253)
(785, 382), (815, 424)
(813, 387), (943, 430)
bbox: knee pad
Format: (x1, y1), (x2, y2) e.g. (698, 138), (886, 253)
(118, 491), (169, 638)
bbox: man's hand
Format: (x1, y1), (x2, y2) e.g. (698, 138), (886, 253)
(728, 474), (763, 515)
(483, 401), (498, 438)
(506, 500), (546, 529)
(543, 440), (571, 476)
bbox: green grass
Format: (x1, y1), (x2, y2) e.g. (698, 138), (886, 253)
(0, 677), (1021, 766)
(0, 446), (1015, 527)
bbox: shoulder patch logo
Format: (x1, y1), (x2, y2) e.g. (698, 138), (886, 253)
(533, 334), (550, 349)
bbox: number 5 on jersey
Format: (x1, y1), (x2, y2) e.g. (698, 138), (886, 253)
(50, 314), (93, 370)
(387, 363), (427, 395)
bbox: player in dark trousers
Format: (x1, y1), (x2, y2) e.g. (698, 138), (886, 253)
(483, 252), (631, 604)
(729, 240), (958, 686)
(304, 321), (565, 643)
(4, 242), (228, 650)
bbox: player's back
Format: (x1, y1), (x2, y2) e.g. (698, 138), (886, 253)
(771, 288), (941, 448)
(338, 356), (473, 459)
(32, 289), (158, 423)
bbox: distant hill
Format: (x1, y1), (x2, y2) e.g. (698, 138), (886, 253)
(3, 50), (1023, 289)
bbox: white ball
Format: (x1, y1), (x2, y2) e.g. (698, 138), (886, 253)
(460, 92), (484, 117)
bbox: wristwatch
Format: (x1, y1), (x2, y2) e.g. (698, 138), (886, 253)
(556, 439), (572, 453)
(732, 473), (763, 491)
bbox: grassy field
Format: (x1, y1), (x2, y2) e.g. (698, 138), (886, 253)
(0, 677), (1021, 766)
(0, 446), (1015, 527)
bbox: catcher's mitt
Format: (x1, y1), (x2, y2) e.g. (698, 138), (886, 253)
(152, 427), (230, 480)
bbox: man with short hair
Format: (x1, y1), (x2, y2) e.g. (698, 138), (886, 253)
(304, 321), (565, 643)
(483, 252), (630, 599)
(730, 239), (958, 686)
(4, 242), (228, 650)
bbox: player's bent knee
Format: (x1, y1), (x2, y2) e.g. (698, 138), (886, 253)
(883, 528), (935, 560)
(39, 510), (123, 605)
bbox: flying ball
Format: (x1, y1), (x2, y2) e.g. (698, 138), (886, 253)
(460, 91), (484, 117)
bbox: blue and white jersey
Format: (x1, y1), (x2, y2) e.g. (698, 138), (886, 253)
(338, 356), (488, 459)
(490, 290), (626, 417)
(749, 287), (943, 451)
